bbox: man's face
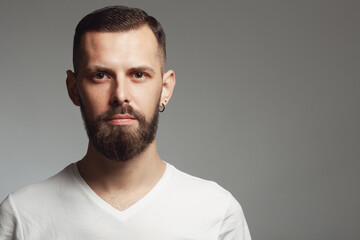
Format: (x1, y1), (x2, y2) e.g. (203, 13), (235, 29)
(67, 25), (174, 161)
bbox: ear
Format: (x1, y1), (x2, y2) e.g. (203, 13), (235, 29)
(160, 70), (176, 106)
(66, 70), (80, 106)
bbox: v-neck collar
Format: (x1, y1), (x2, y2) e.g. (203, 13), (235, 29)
(70, 161), (171, 221)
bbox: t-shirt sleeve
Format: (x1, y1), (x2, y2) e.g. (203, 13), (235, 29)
(218, 193), (251, 240)
(0, 195), (22, 240)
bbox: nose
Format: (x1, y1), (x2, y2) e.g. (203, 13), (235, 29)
(110, 76), (130, 106)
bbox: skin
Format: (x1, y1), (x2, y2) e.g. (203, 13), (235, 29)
(66, 25), (175, 211)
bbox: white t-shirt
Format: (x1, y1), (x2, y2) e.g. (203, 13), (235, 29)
(0, 162), (251, 240)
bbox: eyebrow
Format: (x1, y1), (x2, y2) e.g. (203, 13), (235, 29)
(128, 66), (155, 74)
(81, 65), (156, 76)
(83, 66), (112, 73)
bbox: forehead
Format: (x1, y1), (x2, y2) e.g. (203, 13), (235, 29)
(79, 26), (162, 70)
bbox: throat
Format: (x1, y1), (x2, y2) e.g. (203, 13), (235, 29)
(100, 190), (147, 211)
(78, 158), (167, 212)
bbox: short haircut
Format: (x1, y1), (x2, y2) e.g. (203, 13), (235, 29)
(72, 6), (166, 74)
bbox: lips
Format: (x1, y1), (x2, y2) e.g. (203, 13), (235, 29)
(109, 114), (136, 120)
(106, 114), (136, 125)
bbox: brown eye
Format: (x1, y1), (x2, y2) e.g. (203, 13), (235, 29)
(134, 72), (145, 78)
(94, 73), (105, 79)
(90, 72), (109, 81)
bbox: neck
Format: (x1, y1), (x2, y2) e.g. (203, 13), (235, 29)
(77, 140), (166, 194)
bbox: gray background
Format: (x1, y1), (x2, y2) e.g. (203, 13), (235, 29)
(1, 0), (359, 239)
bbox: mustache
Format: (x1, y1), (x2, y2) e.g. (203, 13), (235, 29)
(97, 105), (145, 122)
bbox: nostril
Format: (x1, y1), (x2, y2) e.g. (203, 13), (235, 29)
(111, 98), (120, 106)
(110, 97), (130, 107)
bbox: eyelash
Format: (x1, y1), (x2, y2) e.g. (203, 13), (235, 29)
(132, 72), (148, 79)
(90, 72), (109, 81)
(88, 71), (150, 82)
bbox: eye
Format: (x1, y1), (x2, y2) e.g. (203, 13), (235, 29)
(90, 72), (109, 81)
(132, 72), (147, 79)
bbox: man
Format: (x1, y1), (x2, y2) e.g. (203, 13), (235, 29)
(0, 6), (251, 240)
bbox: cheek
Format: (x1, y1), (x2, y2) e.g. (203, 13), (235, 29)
(136, 85), (161, 112)
(79, 85), (110, 117)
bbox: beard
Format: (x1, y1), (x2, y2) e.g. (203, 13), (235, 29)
(79, 100), (159, 162)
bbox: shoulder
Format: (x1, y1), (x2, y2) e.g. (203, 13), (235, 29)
(167, 163), (235, 201)
(5, 163), (75, 211)
(0, 194), (23, 240)
(164, 163), (251, 239)
(0, 164), (75, 240)
(165, 163), (243, 216)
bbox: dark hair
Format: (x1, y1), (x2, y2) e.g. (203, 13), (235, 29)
(72, 6), (166, 74)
